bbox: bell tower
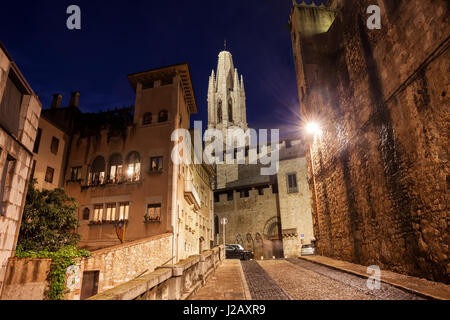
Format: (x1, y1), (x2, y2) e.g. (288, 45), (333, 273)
(207, 50), (248, 143)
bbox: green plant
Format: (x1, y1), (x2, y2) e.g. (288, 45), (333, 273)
(15, 245), (90, 300)
(18, 180), (80, 252)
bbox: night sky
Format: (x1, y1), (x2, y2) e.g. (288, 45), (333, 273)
(0, 1), (301, 138)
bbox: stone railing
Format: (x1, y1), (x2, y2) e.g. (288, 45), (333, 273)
(0, 233), (174, 300)
(88, 245), (225, 300)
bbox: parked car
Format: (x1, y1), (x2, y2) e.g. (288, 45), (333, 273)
(225, 244), (254, 260)
(301, 244), (316, 256)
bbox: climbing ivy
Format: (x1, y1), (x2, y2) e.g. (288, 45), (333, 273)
(15, 245), (90, 300)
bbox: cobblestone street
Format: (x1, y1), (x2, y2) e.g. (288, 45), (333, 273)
(191, 258), (431, 300)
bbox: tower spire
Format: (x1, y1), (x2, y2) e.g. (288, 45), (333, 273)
(224, 39), (227, 51)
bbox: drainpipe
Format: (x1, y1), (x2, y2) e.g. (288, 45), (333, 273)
(170, 75), (181, 264)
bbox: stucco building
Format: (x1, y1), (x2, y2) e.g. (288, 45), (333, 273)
(289, 0), (449, 282)
(209, 50), (314, 258)
(33, 63), (215, 262)
(0, 42), (42, 292)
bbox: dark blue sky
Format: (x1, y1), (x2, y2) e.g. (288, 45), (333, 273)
(0, 0), (302, 137)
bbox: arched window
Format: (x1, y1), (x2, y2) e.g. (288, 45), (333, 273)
(142, 112), (152, 125)
(89, 156), (105, 185)
(228, 99), (233, 122)
(126, 151), (140, 182)
(108, 153), (123, 183)
(158, 110), (168, 122)
(217, 101), (222, 123)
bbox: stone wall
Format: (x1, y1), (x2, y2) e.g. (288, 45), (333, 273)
(290, 0), (449, 282)
(0, 43), (42, 293)
(215, 185), (283, 259)
(1, 258), (52, 299)
(68, 232), (173, 299)
(88, 245), (225, 300)
(0, 233), (173, 299)
(277, 156), (314, 257)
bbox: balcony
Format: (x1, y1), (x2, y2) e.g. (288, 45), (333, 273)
(184, 180), (201, 210)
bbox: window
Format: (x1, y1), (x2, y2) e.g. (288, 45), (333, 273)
(70, 166), (82, 181)
(105, 203), (117, 222)
(142, 112), (152, 125)
(158, 110), (168, 122)
(33, 128), (42, 153)
(217, 101), (222, 123)
(286, 140), (292, 148)
(227, 191), (233, 201)
(228, 99), (233, 122)
(287, 173), (298, 193)
(82, 208), (90, 220)
(214, 193), (219, 202)
(45, 167), (54, 183)
(257, 187), (264, 195)
(150, 156), (163, 172)
(0, 71), (24, 136)
(146, 203), (161, 221)
(118, 202), (130, 221)
(108, 154), (123, 183)
(126, 152), (140, 181)
(93, 204), (104, 222)
(88, 156), (106, 185)
(30, 160), (36, 182)
(50, 137), (59, 155)
(0, 154), (16, 216)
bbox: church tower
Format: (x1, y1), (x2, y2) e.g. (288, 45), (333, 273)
(207, 50), (248, 143)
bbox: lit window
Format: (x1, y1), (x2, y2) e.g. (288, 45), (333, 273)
(118, 202), (129, 221)
(89, 156), (105, 185)
(126, 152), (140, 182)
(146, 203), (161, 221)
(150, 156), (163, 172)
(105, 203), (116, 222)
(93, 204), (104, 222)
(108, 154), (123, 183)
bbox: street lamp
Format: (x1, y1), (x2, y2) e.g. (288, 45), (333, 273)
(305, 121), (323, 256)
(221, 217), (228, 245)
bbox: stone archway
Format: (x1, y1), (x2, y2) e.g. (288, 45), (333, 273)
(263, 216), (284, 259)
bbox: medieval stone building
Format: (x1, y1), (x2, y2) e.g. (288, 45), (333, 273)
(289, 0), (449, 282)
(0, 42), (42, 292)
(209, 50), (314, 258)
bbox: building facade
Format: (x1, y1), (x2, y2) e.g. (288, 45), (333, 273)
(35, 64), (216, 262)
(289, 0), (449, 282)
(209, 50), (314, 258)
(0, 42), (42, 292)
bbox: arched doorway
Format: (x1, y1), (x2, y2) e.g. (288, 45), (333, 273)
(263, 216), (284, 259)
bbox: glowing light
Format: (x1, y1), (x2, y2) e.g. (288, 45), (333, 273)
(305, 122), (322, 136)
(127, 167), (134, 177)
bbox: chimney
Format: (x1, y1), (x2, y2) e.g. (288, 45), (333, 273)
(69, 91), (80, 108)
(51, 94), (62, 109)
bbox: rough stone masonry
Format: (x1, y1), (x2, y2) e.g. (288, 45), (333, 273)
(289, 0), (449, 283)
